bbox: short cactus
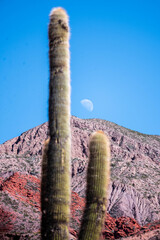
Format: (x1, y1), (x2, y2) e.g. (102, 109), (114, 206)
(78, 131), (110, 240)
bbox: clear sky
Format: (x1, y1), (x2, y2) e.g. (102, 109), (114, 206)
(0, 0), (160, 144)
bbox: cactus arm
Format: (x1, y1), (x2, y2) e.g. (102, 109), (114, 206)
(78, 131), (110, 240)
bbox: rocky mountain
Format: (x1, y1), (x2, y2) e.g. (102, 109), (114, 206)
(0, 116), (160, 239)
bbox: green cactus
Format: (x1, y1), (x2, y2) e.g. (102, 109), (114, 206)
(41, 7), (71, 240)
(78, 131), (110, 240)
(41, 7), (110, 240)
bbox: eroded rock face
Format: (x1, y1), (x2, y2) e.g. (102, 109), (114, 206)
(0, 116), (160, 239)
(107, 182), (154, 226)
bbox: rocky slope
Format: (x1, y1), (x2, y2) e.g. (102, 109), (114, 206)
(0, 116), (160, 239)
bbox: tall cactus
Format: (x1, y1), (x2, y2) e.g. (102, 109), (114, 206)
(41, 7), (71, 240)
(78, 131), (110, 240)
(41, 6), (111, 240)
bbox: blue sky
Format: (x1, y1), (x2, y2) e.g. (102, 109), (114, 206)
(0, 0), (160, 144)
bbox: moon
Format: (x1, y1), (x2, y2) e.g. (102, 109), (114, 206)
(80, 99), (93, 112)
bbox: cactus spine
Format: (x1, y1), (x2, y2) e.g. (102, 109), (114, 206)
(78, 131), (110, 240)
(41, 7), (71, 240)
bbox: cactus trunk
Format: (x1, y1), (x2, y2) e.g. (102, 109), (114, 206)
(41, 7), (71, 240)
(78, 131), (110, 240)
